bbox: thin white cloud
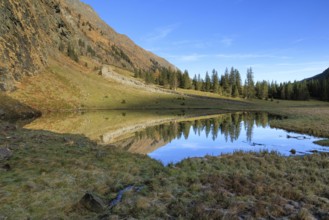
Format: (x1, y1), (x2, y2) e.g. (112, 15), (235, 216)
(220, 37), (234, 47)
(164, 53), (207, 62)
(171, 40), (211, 49)
(244, 64), (267, 68)
(180, 54), (206, 62)
(171, 40), (194, 46)
(172, 35), (239, 49)
(143, 24), (180, 43)
(292, 38), (305, 44)
(216, 53), (291, 59)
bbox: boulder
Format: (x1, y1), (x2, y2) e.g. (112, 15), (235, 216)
(79, 192), (106, 213)
(0, 148), (12, 161)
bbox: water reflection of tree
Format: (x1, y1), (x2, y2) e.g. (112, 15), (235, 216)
(244, 113), (255, 143)
(134, 112), (270, 144)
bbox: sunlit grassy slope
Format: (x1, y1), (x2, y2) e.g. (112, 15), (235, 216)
(4, 55), (249, 112)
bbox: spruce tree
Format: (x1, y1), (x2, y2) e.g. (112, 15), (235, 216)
(182, 70), (191, 89)
(205, 72), (211, 92)
(245, 67), (255, 99)
(221, 68), (231, 96)
(234, 69), (242, 96)
(212, 69), (219, 93)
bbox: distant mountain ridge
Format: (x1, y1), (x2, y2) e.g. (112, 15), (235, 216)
(0, 0), (175, 91)
(304, 67), (329, 101)
(305, 67), (329, 81)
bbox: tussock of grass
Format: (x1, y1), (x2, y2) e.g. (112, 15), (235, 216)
(110, 151), (329, 219)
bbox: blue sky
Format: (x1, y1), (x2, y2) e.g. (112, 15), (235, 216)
(80, 0), (329, 82)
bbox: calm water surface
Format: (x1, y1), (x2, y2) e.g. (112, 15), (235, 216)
(143, 112), (327, 165)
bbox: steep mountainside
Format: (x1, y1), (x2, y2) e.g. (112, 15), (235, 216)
(0, 0), (175, 91)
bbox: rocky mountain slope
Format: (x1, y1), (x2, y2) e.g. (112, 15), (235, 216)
(0, 0), (175, 91)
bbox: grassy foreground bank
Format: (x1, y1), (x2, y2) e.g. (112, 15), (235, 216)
(0, 121), (328, 219)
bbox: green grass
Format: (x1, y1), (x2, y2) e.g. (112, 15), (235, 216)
(0, 124), (164, 219)
(314, 139), (329, 146)
(254, 99), (329, 137)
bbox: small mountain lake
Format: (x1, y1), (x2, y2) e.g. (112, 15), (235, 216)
(25, 111), (328, 165)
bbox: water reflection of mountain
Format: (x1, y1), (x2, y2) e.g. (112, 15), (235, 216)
(25, 111), (275, 155)
(116, 112), (273, 154)
(113, 136), (168, 154)
(24, 111), (184, 143)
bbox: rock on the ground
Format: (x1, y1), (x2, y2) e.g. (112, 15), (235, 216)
(0, 148), (12, 161)
(79, 192), (106, 213)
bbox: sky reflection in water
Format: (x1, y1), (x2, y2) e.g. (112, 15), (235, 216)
(147, 113), (326, 165)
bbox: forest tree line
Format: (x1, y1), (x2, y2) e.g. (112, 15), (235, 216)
(134, 66), (329, 101)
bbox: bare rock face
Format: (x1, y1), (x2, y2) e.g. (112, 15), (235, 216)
(0, 1), (59, 91)
(0, 0), (175, 91)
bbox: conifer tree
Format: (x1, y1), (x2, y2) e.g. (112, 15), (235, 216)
(221, 68), (230, 95)
(205, 72), (211, 92)
(244, 67), (255, 99)
(196, 74), (203, 91)
(234, 69), (242, 95)
(192, 74), (198, 90)
(212, 69), (219, 93)
(181, 70), (192, 89)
